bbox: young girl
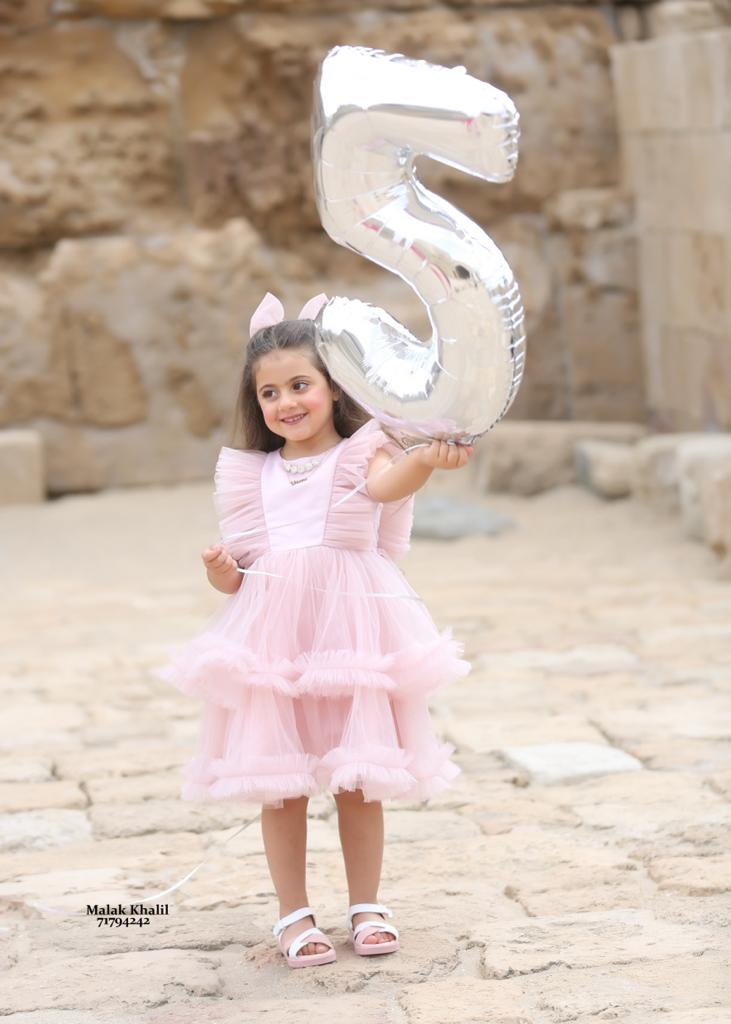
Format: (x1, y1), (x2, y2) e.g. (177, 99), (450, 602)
(157, 291), (474, 968)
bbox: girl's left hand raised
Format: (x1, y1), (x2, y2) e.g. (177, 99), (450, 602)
(415, 439), (474, 471)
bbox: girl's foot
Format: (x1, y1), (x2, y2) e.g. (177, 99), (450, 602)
(350, 910), (393, 944)
(280, 914), (330, 956)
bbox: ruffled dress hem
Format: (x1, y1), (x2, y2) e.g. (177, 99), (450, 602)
(178, 741), (462, 809)
(154, 628), (471, 705)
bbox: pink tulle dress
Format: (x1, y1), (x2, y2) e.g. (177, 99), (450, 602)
(156, 418), (471, 809)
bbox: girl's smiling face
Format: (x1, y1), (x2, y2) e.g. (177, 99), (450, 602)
(255, 347), (341, 445)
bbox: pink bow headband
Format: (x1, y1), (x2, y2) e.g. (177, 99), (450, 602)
(249, 291), (329, 338)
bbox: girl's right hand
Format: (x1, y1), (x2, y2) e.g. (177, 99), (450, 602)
(201, 544), (239, 576)
(415, 439), (474, 471)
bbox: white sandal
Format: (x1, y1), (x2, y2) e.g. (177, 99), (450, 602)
(347, 902), (400, 956)
(272, 905), (337, 968)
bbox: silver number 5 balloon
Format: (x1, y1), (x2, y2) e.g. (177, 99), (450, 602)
(311, 45), (526, 448)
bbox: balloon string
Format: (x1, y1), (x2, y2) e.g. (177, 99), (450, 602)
(25, 813), (263, 920)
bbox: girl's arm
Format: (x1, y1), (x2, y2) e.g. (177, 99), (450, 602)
(366, 440), (474, 503)
(202, 545), (243, 594)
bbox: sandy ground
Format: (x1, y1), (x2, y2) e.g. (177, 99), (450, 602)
(0, 480), (729, 1022)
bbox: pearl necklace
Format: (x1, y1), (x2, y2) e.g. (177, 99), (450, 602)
(278, 435), (343, 485)
(278, 448), (326, 486)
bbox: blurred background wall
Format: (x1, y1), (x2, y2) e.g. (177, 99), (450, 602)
(0, 0), (729, 494)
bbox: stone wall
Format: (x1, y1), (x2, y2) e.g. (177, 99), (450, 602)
(0, 2), (645, 493)
(611, 22), (731, 431)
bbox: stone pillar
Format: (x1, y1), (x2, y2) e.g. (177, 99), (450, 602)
(610, 22), (731, 430)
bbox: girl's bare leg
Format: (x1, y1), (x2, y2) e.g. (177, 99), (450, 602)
(334, 788), (392, 944)
(261, 796), (329, 956)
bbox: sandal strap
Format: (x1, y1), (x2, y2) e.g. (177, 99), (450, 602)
(272, 905), (314, 937)
(352, 919), (399, 941)
(287, 926), (332, 959)
(347, 902), (392, 925)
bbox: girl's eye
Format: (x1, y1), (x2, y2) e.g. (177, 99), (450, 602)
(262, 381), (307, 399)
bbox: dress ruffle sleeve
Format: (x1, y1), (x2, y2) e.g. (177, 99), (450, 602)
(326, 419), (415, 560)
(375, 427), (415, 563)
(213, 446), (268, 569)
(333, 419), (392, 494)
(377, 495), (415, 563)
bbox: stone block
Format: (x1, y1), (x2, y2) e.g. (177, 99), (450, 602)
(617, 5), (645, 42)
(0, 0), (52, 28)
(648, 853), (731, 895)
(0, 809), (92, 853)
(33, 221), (273, 493)
(613, 31), (731, 139)
(504, 957), (729, 1020)
(498, 741), (643, 784)
(399, 977), (535, 1024)
(0, 271), (51, 426)
(609, 42), (643, 136)
(708, 326), (731, 430)
(641, 320), (666, 421)
(675, 434), (731, 538)
(595, 694), (731, 743)
(647, 0), (727, 38)
(445, 714), (608, 757)
(636, 35), (693, 132)
(699, 461), (731, 555)
(566, 772), (730, 841)
(636, 132), (731, 237)
(0, 430), (45, 504)
(665, 231), (728, 335)
(649, 325), (731, 433)
(0, 949), (221, 1015)
(630, 431), (707, 511)
(637, 233), (667, 414)
(485, 421), (648, 495)
(0, 756), (54, 783)
(0, 781), (87, 813)
(639, 136), (692, 232)
(681, 30), (731, 131)
(568, 226), (638, 292)
(487, 827), (644, 917)
(655, 326), (724, 431)
(561, 285), (644, 422)
(543, 188), (633, 232)
(479, 909), (716, 979)
(574, 439), (635, 498)
(0, 22), (181, 249)
(619, 133), (645, 195)
(684, 133), (731, 234)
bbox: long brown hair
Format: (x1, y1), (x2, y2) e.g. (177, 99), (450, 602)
(228, 318), (371, 451)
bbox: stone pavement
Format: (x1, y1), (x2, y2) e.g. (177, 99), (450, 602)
(0, 481), (729, 1023)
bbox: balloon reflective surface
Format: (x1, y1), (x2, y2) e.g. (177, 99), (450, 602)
(311, 45), (526, 448)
